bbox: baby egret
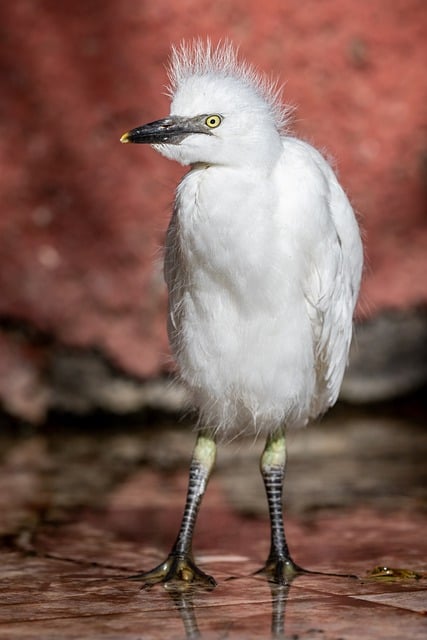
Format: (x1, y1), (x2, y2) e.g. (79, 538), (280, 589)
(121, 40), (363, 588)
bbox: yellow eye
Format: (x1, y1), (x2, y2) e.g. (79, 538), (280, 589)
(205, 114), (222, 129)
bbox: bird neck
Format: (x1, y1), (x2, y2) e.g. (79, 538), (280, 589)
(188, 145), (282, 177)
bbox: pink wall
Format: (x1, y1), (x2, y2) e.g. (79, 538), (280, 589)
(0, 1), (426, 417)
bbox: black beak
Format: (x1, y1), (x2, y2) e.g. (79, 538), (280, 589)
(120, 116), (205, 145)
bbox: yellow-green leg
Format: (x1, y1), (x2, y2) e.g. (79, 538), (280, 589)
(257, 430), (304, 585)
(131, 431), (217, 589)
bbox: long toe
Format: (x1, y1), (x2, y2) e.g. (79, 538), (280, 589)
(129, 554), (217, 591)
(256, 557), (306, 585)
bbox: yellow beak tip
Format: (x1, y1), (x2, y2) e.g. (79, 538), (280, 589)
(120, 132), (130, 144)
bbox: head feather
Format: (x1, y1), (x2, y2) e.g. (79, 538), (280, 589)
(167, 39), (292, 132)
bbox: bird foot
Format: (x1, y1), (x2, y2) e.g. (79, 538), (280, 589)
(255, 557), (306, 585)
(255, 558), (358, 584)
(129, 554), (217, 591)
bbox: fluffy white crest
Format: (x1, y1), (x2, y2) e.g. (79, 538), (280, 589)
(167, 39), (291, 132)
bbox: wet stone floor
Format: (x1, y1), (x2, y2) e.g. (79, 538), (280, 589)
(0, 400), (426, 639)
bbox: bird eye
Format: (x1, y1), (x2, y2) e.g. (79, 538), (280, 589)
(205, 115), (222, 129)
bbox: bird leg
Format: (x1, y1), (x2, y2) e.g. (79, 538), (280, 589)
(130, 431), (217, 590)
(257, 430), (304, 585)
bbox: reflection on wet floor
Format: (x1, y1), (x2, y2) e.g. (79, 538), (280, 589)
(0, 402), (426, 638)
(1, 546), (426, 639)
(163, 578), (301, 640)
(161, 572), (426, 640)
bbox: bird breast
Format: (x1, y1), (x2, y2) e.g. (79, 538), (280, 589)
(170, 164), (307, 315)
(164, 163), (318, 433)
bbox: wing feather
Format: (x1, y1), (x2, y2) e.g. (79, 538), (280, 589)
(303, 155), (363, 418)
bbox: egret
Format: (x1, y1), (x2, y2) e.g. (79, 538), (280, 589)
(121, 40), (363, 588)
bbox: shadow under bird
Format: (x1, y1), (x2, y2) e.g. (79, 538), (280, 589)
(121, 40), (363, 588)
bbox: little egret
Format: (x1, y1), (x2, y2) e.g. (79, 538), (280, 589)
(121, 40), (363, 588)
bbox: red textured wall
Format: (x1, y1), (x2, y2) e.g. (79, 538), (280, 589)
(0, 1), (426, 393)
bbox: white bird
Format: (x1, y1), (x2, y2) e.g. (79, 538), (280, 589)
(121, 40), (363, 588)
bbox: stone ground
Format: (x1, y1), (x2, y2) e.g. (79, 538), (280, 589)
(0, 397), (426, 639)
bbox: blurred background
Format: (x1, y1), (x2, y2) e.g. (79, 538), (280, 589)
(1, 7), (427, 629)
(0, 0), (426, 423)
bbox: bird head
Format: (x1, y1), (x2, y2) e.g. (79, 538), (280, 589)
(121, 40), (290, 170)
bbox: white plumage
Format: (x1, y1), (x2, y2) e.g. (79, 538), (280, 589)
(121, 40), (363, 588)
(161, 42), (363, 437)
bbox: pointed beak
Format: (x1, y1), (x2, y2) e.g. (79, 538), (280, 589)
(120, 116), (206, 145)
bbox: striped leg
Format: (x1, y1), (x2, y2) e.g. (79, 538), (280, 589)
(257, 430), (303, 584)
(131, 431), (217, 589)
